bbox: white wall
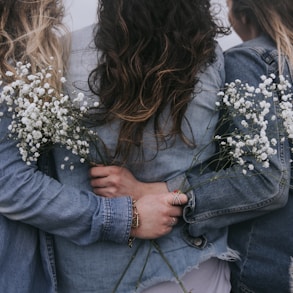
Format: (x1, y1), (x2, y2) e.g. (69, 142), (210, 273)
(64, 0), (241, 50)
(64, 0), (97, 31)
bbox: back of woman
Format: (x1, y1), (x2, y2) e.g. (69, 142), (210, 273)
(52, 0), (234, 292)
(0, 0), (67, 291)
(224, 0), (293, 292)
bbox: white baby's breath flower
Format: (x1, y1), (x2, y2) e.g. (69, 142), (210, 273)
(0, 61), (104, 168)
(5, 71), (14, 77)
(248, 164), (254, 171)
(241, 120), (249, 128)
(217, 74), (293, 174)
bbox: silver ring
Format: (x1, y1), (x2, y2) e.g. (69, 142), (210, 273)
(171, 191), (182, 206)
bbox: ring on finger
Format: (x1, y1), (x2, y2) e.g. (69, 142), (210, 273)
(170, 217), (177, 226)
(171, 190), (182, 206)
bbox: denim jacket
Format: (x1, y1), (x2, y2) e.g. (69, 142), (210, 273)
(0, 32), (133, 293)
(49, 26), (238, 293)
(167, 35), (290, 235)
(167, 35), (292, 292)
(0, 102), (132, 290)
(226, 36), (293, 293)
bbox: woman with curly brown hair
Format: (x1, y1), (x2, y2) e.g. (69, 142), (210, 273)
(51, 0), (234, 292)
(90, 0), (293, 292)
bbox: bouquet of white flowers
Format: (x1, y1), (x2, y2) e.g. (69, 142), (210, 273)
(214, 73), (293, 174)
(0, 61), (102, 168)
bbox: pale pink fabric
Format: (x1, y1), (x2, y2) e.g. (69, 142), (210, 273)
(142, 258), (231, 293)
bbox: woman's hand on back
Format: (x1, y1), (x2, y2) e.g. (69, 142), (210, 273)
(89, 165), (168, 200)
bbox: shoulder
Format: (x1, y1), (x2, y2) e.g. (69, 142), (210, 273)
(225, 34), (276, 53)
(198, 42), (225, 88)
(224, 35), (278, 84)
(193, 43), (225, 105)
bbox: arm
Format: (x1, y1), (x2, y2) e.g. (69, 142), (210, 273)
(0, 104), (186, 244)
(168, 47), (291, 235)
(157, 48), (290, 235)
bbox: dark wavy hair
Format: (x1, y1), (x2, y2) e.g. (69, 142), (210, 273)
(89, 0), (228, 162)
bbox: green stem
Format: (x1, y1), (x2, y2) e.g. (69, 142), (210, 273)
(151, 241), (190, 293)
(135, 241), (152, 290)
(112, 242), (142, 293)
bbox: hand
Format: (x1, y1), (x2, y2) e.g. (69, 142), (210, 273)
(131, 191), (188, 239)
(89, 165), (168, 200)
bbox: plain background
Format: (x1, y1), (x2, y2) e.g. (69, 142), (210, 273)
(64, 0), (242, 51)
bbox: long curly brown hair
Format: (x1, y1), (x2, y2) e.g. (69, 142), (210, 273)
(0, 0), (69, 90)
(89, 0), (228, 162)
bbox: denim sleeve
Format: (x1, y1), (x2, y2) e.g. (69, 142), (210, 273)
(167, 46), (290, 236)
(0, 104), (132, 245)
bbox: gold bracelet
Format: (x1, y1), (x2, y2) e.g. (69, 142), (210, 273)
(131, 200), (140, 228)
(128, 200), (139, 248)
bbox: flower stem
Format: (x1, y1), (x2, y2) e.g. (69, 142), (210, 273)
(151, 240), (190, 293)
(112, 241), (142, 293)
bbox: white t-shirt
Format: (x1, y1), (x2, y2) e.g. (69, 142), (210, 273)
(142, 258), (231, 293)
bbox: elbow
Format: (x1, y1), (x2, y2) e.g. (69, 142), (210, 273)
(262, 168), (290, 211)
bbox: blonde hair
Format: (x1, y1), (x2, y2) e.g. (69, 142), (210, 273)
(0, 0), (70, 90)
(266, 9), (293, 72)
(231, 0), (293, 73)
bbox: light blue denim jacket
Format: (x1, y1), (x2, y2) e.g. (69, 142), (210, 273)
(0, 30), (132, 293)
(50, 26), (237, 293)
(225, 36), (293, 293)
(167, 35), (292, 292)
(167, 35), (290, 236)
(0, 109), (131, 291)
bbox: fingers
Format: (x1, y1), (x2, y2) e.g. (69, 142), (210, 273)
(89, 166), (121, 194)
(92, 187), (114, 197)
(168, 190), (188, 206)
(89, 165), (108, 178)
(165, 191), (188, 226)
(90, 176), (108, 188)
(170, 206), (183, 217)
